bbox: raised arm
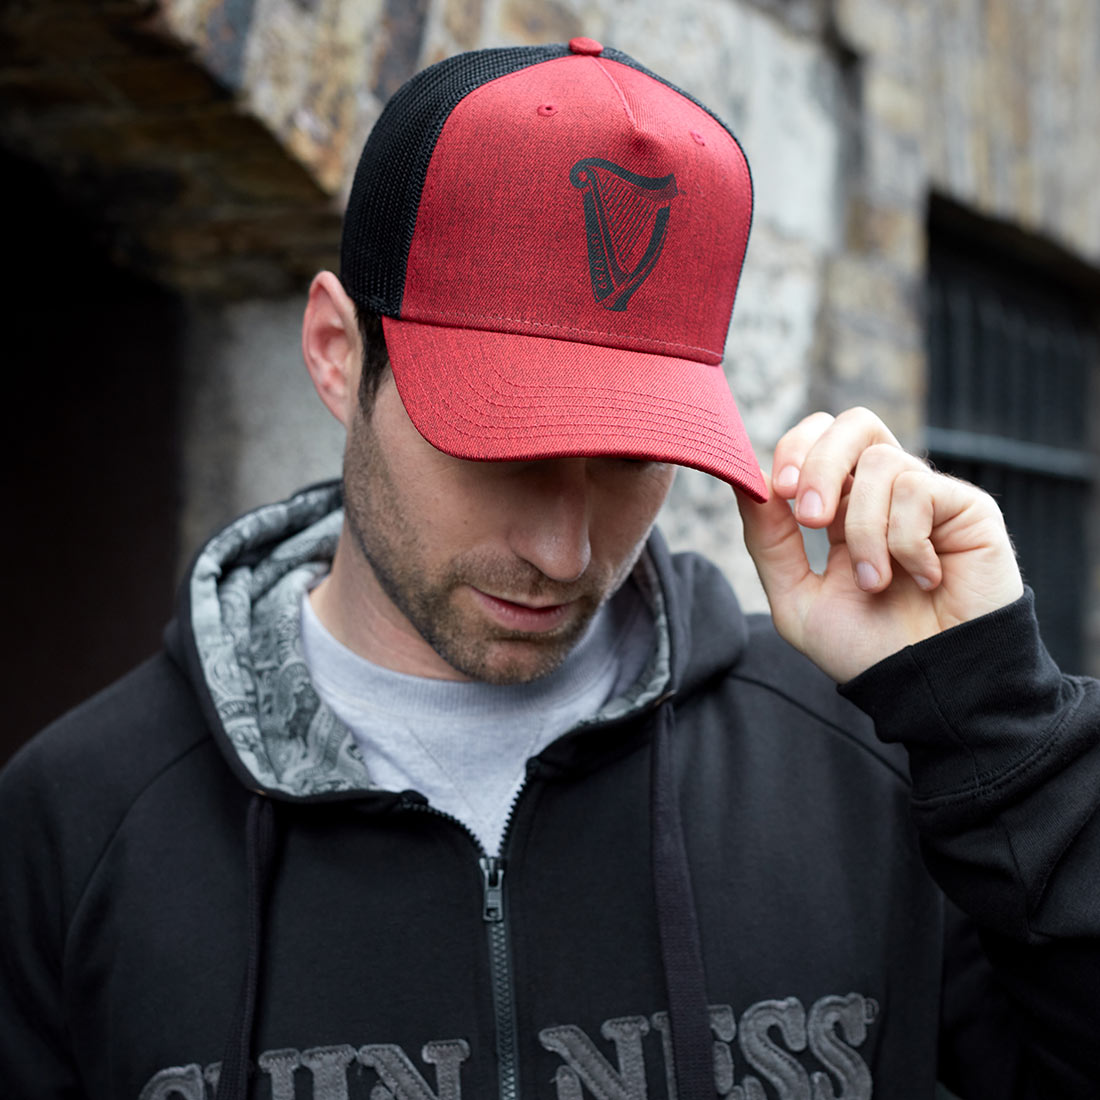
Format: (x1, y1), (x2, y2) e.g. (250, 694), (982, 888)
(738, 406), (1100, 1097)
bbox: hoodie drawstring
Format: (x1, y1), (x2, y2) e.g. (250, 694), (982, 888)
(651, 702), (715, 1100)
(217, 794), (278, 1100)
(214, 710), (710, 1099)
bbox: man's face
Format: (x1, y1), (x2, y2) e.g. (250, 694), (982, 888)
(341, 374), (676, 684)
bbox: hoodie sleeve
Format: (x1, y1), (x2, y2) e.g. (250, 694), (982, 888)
(0, 738), (87, 1098)
(840, 589), (1100, 1098)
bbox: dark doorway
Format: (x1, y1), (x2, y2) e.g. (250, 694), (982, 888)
(2, 151), (184, 764)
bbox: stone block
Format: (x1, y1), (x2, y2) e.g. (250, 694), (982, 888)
(159, 0), (209, 44)
(216, 152), (326, 203)
(500, 0), (583, 44)
(833, 0), (908, 57)
(133, 112), (218, 157)
(743, 0), (828, 38)
(98, 56), (228, 108)
(144, 218), (225, 263)
(0, 69), (115, 112)
(824, 321), (926, 446)
(1, 6), (140, 64)
(274, 71), (362, 195)
(862, 116), (926, 206)
(442, 0), (485, 50)
(825, 254), (922, 345)
(194, 212), (309, 258)
(229, 0), (382, 195)
(599, 2), (847, 254)
(863, 66), (924, 136)
(846, 196), (925, 271)
(45, 107), (243, 163)
(724, 222), (824, 447)
(147, 216), (337, 295)
(371, 0), (430, 101)
(724, 292), (816, 449)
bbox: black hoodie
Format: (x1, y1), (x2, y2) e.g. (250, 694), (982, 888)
(2, 483), (1098, 1100)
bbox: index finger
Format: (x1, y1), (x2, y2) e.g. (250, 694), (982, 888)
(779, 407), (903, 527)
(771, 412), (836, 497)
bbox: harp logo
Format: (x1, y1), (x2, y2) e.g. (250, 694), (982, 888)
(569, 157), (679, 312)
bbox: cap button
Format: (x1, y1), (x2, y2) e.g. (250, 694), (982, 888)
(569, 37), (604, 56)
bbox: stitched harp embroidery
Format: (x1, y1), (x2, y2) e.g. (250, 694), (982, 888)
(569, 157), (679, 312)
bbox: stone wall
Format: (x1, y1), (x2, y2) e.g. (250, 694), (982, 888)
(823, 0), (1100, 431)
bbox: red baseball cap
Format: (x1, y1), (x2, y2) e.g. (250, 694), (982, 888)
(340, 39), (767, 500)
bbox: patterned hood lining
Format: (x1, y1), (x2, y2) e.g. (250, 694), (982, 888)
(188, 482), (672, 799)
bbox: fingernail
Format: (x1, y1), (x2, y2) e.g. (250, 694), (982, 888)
(775, 465), (800, 491)
(798, 489), (823, 520)
(856, 561), (881, 590)
(914, 575), (934, 591)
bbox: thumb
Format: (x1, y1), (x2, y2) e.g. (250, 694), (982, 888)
(735, 482), (816, 618)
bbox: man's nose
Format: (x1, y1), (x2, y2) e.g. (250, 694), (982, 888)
(509, 459), (594, 584)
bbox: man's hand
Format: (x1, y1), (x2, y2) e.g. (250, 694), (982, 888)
(736, 407), (1024, 683)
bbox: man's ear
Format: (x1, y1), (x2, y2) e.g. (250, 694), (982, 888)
(302, 271), (363, 428)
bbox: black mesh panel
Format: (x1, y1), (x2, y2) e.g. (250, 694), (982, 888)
(340, 44), (571, 315)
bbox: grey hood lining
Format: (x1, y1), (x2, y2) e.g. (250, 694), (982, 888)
(189, 483), (672, 799)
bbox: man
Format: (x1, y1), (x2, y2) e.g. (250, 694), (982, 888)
(1, 39), (1097, 1100)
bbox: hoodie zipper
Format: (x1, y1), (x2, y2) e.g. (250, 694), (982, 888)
(399, 797), (523, 1100)
(393, 697), (674, 1100)
(480, 854), (519, 1100)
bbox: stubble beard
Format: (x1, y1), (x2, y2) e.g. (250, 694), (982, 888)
(341, 419), (628, 685)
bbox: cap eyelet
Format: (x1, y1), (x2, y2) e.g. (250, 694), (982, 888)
(537, 103), (558, 117)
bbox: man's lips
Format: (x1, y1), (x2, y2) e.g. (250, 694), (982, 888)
(469, 588), (575, 633)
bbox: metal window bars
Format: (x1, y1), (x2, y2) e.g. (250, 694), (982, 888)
(925, 243), (1097, 673)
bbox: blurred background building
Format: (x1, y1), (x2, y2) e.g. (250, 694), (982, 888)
(4, 0), (1099, 765)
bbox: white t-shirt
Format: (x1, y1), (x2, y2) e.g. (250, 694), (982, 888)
(299, 580), (654, 855)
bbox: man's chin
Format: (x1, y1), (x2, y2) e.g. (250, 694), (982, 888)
(422, 621), (590, 684)
(416, 587), (601, 684)
(451, 637), (580, 685)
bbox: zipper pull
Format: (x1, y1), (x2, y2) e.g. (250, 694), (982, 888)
(480, 856), (505, 922)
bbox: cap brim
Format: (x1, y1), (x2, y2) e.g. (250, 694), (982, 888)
(382, 317), (768, 501)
